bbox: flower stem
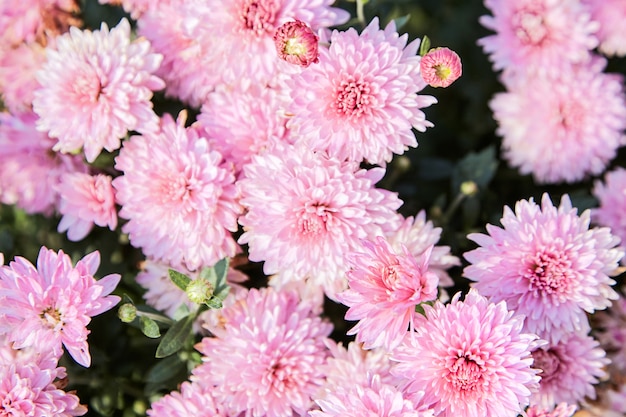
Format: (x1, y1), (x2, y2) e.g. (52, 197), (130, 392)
(356, 0), (366, 28)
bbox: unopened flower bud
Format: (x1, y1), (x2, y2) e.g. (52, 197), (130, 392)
(186, 277), (214, 305)
(118, 303), (137, 323)
(420, 47), (462, 88)
(274, 20), (319, 67)
(461, 180), (478, 196)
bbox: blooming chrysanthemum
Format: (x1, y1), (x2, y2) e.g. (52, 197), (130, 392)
(33, 18), (164, 163)
(593, 167), (626, 258)
(391, 289), (541, 417)
(594, 291), (626, 374)
(56, 173), (117, 241)
(98, 0), (171, 19)
(0, 111), (87, 215)
(0, 247), (121, 367)
(196, 83), (293, 173)
(489, 58), (626, 184)
(526, 403), (577, 417)
(464, 194), (622, 343)
(530, 331), (608, 408)
(237, 142), (403, 298)
(387, 211), (460, 288)
(582, 0), (626, 57)
(274, 20), (319, 67)
(287, 17), (436, 164)
(0, 40), (47, 113)
(478, 0), (598, 78)
(419, 47), (462, 88)
(338, 236), (439, 350)
(113, 112), (242, 271)
(147, 381), (225, 417)
(311, 375), (434, 417)
(192, 287), (332, 417)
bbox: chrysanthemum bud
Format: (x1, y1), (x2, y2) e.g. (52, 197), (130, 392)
(118, 303), (137, 323)
(273, 20), (319, 67)
(186, 277), (214, 305)
(420, 47), (462, 88)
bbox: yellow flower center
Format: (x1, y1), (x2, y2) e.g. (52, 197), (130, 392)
(434, 64), (451, 81)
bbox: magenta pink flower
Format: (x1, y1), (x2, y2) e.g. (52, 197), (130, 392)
(113, 112), (242, 271)
(526, 403), (577, 417)
(531, 332), (608, 408)
(391, 289), (541, 417)
(338, 236), (439, 350)
(489, 58), (626, 184)
(478, 0), (598, 77)
(420, 47), (462, 88)
(0, 111), (87, 215)
(593, 167), (626, 258)
(464, 194), (623, 343)
(147, 381), (225, 417)
(193, 287), (332, 417)
(0, 247), (121, 367)
(582, 0), (626, 57)
(33, 18), (165, 163)
(237, 142), (402, 298)
(56, 173), (117, 241)
(274, 20), (319, 67)
(286, 17), (436, 164)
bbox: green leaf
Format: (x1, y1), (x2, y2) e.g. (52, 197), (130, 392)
(415, 303), (426, 317)
(204, 297), (223, 310)
(213, 258), (229, 285)
(168, 269), (191, 291)
(451, 145), (499, 193)
(155, 314), (194, 358)
(139, 316), (161, 338)
(146, 354), (186, 383)
(392, 14), (410, 31)
(419, 35), (431, 56)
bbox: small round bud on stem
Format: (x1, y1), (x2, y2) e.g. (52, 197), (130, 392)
(186, 277), (214, 305)
(274, 20), (319, 67)
(420, 47), (462, 88)
(461, 180), (479, 197)
(118, 303), (137, 323)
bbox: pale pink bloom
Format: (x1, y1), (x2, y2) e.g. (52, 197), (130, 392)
(311, 375), (434, 417)
(267, 272), (326, 315)
(193, 287), (332, 417)
(489, 58), (626, 184)
(237, 142), (403, 299)
(0, 41), (47, 113)
(147, 381), (225, 417)
(338, 236), (439, 350)
(113, 112), (242, 271)
(478, 0), (598, 78)
(287, 17), (436, 164)
(420, 47), (462, 88)
(526, 403), (577, 417)
(196, 83), (293, 174)
(582, 0), (626, 57)
(0, 247), (121, 367)
(0, 111), (87, 215)
(98, 0), (172, 19)
(391, 289), (541, 417)
(274, 20), (319, 67)
(56, 173), (117, 241)
(592, 167), (626, 259)
(33, 18), (165, 163)
(464, 194), (623, 344)
(387, 211), (460, 288)
(531, 332), (608, 408)
(594, 291), (626, 374)
(602, 384), (626, 414)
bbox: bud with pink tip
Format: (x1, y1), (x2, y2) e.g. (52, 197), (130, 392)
(273, 20), (319, 67)
(420, 47), (462, 88)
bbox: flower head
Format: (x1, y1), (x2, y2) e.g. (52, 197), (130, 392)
(338, 236), (439, 350)
(33, 18), (165, 162)
(391, 289), (541, 417)
(147, 381), (225, 417)
(274, 20), (319, 67)
(582, 0), (626, 57)
(593, 167), (626, 258)
(526, 403), (577, 417)
(0, 247), (121, 367)
(420, 47), (462, 88)
(464, 194), (623, 343)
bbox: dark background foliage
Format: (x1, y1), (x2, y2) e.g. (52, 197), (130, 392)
(1, 0), (625, 415)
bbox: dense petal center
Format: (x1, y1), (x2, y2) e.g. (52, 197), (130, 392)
(513, 7), (548, 45)
(446, 354), (485, 392)
(296, 202), (333, 236)
(532, 348), (561, 383)
(334, 76), (374, 118)
(240, 0), (279, 35)
(72, 68), (103, 105)
(525, 249), (574, 300)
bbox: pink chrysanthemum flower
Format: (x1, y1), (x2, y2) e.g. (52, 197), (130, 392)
(420, 47), (462, 88)
(387, 211), (460, 288)
(489, 58), (626, 184)
(32, 18), (165, 163)
(593, 167), (626, 258)
(594, 291), (626, 374)
(274, 20), (319, 67)
(464, 194), (623, 343)
(526, 403), (577, 417)
(113, 112), (242, 271)
(0, 111), (87, 215)
(147, 381), (225, 417)
(193, 287), (332, 417)
(391, 289), (541, 417)
(0, 247), (121, 367)
(338, 236), (439, 350)
(98, 0), (171, 19)
(287, 17), (436, 164)
(238, 142), (403, 298)
(56, 173), (117, 241)
(311, 375), (434, 417)
(478, 0), (598, 77)
(0, 41), (47, 113)
(582, 0), (626, 57)
(531, 331), (608, 408)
